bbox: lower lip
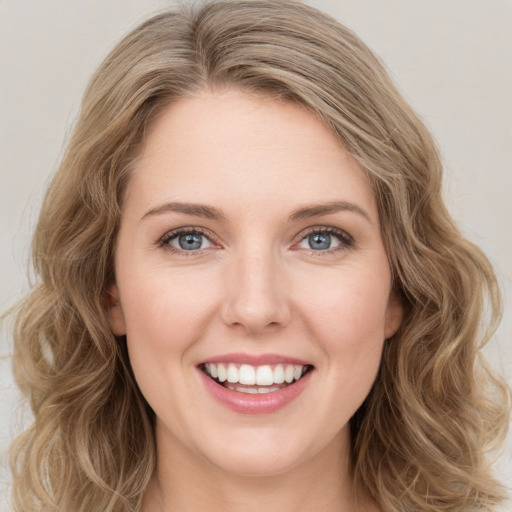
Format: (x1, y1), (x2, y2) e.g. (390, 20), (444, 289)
(198, 369), (312, 415)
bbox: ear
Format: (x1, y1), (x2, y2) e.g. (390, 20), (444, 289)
(384, 290), (404, 339)
(106, 283), (127, 336)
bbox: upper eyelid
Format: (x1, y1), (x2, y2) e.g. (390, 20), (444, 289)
(160, 226), (212, 239)
(158, 226), (217, 247)
(295, 225), (352, 239)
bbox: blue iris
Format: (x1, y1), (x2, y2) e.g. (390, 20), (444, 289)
(178, 233), (203, 250)
(308, 233), (331, 250)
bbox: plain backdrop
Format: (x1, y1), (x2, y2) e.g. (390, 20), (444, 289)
(1, 0), (511, 508)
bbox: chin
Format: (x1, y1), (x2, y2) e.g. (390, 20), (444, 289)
(209, 447), (307, 478)
(196, 426), (342, 479)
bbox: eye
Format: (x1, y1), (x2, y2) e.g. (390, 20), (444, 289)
(296, 227), (353, 253)
(159, 228), (214, 253)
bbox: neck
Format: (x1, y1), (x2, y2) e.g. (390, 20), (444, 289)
(143, 425), (378, 512)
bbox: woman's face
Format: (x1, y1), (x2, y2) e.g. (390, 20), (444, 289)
(109, 89), (402, 477)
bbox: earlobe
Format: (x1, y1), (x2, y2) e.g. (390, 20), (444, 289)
(384, 290), (404, 339)
(106, 283), (127, 336)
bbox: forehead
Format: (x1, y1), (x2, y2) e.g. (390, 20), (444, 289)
(126, 89), (378, 223)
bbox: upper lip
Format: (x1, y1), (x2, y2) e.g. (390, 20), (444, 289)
(198, 352), (313, 367)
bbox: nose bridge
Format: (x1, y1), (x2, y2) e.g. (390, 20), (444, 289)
(221, 240), (291, 333)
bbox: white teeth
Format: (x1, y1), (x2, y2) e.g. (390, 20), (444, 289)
(225, 384), (281, 394)
(226, 363), (239, 383)
(273, 364), (285, 384)
(217, 363), (227, 382)
(284, 365), (295, 383)
(239, 364), (256, 385)
(257, 387), (280, 393)
(256, 365), (274, 386)
(204, 362), (308, 386)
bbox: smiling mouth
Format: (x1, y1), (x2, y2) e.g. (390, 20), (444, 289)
(201, 362), (313, 394)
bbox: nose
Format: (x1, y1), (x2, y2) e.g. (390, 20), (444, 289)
(220, 249), (292, 335)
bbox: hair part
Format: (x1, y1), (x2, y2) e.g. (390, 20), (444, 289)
(10, 1), (510, 511)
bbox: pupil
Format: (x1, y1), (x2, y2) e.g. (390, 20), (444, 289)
(179, 233), (202, 250)
(309, 233), (331, 250)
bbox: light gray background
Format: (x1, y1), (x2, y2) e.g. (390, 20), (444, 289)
(1, 0), (511, 508)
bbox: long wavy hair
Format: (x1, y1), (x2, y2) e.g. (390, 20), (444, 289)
(9, 1), (510, 511)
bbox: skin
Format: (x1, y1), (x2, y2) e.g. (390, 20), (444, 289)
(108, 89), (402, 512)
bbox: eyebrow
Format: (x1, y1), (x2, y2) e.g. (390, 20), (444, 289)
(141, 202), (226, 222)
(288, 200), (371, 223)
(141, 200), (370, 223)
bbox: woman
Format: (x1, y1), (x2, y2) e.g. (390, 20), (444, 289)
(9, 1), (510, 511)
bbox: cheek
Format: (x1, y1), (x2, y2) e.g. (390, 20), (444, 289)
(117, 268), (221, 404)
(297, 264), (390, 386)
(119, 269), (221, 415)
(302, 265), (390, 343)
(121, 268), (218, 350)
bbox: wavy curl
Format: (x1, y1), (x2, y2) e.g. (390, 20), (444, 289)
(9, 1), (510, 511)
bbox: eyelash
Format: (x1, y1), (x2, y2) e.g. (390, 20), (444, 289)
(157, 226), (355, 257)
(158, 227), (212, 256)
(298, 227), (354, 256)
